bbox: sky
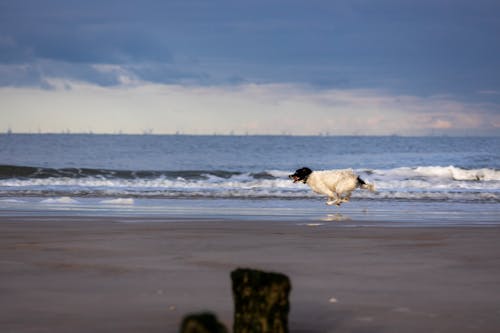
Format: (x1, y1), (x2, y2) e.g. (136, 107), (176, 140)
(1, 0), (500, 135)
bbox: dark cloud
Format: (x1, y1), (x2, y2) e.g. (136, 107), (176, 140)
(0, 61), (121, 88)
(1, 0), (500, 103)
(1, 0), (174, 64)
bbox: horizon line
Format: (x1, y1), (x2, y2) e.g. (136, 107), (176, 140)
(2, 131), (499, 138)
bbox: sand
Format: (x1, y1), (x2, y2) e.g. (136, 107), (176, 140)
(1, 216), (500, 333)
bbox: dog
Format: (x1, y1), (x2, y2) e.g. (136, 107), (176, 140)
(289, 167), (375, 206)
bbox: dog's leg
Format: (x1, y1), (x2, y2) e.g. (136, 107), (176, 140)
(341, 192), (352, 203)
(335, 192), (347, 206)
(333, 192), (352, 206)
(326, 193), (340, 206)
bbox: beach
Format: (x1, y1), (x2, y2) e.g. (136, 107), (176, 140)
(1, 216), (500, 333)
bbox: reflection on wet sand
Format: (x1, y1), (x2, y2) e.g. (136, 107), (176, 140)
(321, 213), (352, 222)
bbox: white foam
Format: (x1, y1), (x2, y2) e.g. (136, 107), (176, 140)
(414, 166), (500, 181)
(0, 198), (25, 203)
(371, 166), (500, 181)
(41, 197), (78, 204)
(266, 170), (292, 178)
(100, 198), (135, 205)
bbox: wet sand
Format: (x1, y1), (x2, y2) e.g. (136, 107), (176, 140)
(1, 216), (500, 333)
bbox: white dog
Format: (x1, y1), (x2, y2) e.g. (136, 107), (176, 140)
(289, 167), (375, 206)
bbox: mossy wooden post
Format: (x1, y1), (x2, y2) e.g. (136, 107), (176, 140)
(231, 268), (291, 333)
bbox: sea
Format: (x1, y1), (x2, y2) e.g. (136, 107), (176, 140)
(1, 134), (499, 226)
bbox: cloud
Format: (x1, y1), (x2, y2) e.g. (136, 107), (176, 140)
(1, 80), (498, 135)
(479, 90), (500, 95)
(1, 0), (500, 100)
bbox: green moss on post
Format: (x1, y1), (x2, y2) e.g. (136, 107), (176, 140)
(231, 268), (291, 333)
(180, 312), (228, 333)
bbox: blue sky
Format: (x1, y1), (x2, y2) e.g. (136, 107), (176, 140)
(1, 0), (500, 135)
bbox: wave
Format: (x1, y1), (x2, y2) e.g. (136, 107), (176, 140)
(0, 164), (499, 202)
(3, 164), (499, 181)
(368, 165), (500, 181)
(0, 164), (242, 180)
(100, 198), (135, 205)
(40, 197), (79, 204)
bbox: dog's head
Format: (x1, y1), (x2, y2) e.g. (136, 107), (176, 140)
(289, 167), (312, 183)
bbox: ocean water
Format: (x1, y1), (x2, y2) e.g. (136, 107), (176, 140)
(1, 134), (499, 225)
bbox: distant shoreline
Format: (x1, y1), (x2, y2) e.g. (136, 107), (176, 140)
(2, 132), (499, 138)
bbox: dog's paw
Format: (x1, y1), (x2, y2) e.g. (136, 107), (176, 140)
(326, 200), (341, 206)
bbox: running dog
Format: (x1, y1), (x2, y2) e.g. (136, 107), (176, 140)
(289, 167), (375, 206)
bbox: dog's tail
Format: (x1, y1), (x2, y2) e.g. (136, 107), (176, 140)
(357, 176), (376, 192)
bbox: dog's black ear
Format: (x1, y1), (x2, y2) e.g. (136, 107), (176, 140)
(300, 167), (312, 176)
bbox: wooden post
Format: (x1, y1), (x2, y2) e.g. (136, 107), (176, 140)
(180, 312), (228, 333)
(231, 268), (291, 333)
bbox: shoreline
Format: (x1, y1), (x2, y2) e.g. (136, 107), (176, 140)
(1, 216), (500, 332)
(1, 197), (500, 227)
